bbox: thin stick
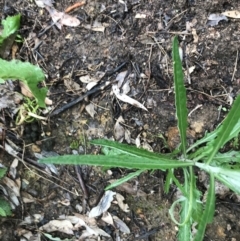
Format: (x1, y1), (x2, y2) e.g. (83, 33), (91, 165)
(231, 50), (238, 82)
(188, 104), (202, 117)
(65, 1), (86, 13)
(75, 166), (88, 198)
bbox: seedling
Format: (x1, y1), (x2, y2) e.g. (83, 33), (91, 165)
(15, 97), (44, 125)
(40, 37), (240, 241)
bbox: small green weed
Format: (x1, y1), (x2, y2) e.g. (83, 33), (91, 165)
(0, 168), (12, 216)
(0, 14), (20, 45)
(0, 15), (47, 108)
(40, 37), (240, 241)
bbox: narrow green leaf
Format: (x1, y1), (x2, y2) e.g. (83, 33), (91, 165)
(172, 36), (187, 156)
(187, 131), (217, 155)
(0, 198), (12, 216)
(164, 169), (187, 196)
(0, 14), (21, 44)
(169, 168), (193, 229)
(197, 163), (240, 195)
(101, 146), (124, 156)
(164, 169), (173, 193)
(181, 168), (194, 226)
(215, 174), (240, 195)
(43, 233), (72, 241)
(206, 95), (240, 164)
(187, 115), (240, 155)
(92, 139), (175, 160)
(178, 198), (191, 241)
(212, 151), (240, 164)
(169, 196), (187, 225)
(105, 169), (144, 190)
(0, 207), (6, 216)
(39, 154), (193, 169)
(191, 186), (203, 223)
(0, 167), (7, 179)
(0, 58), (47, 107)
(194, 173), (215, 241)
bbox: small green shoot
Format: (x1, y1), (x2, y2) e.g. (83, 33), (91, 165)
(0, 14), (21, 45)
(40, 36), (240, 241)
(15, 97), (45, 125)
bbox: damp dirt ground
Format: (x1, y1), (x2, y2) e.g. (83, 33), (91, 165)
(1, 0), (240, 240)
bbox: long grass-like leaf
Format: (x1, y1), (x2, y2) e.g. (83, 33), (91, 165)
(178, 198), (191, 241)
(187, 112), (240, 155)
(193, 173), (215, 241)
(206, 95), (240, 164)
(40, 154), (193, 169)
(196, 163), (240, 194)
(172, 36), (187, 157)
(105, 169), (144, 190)
(212, 151), (240, 163)
(215, 174), (240, 195)
(92, 139), (174, 160)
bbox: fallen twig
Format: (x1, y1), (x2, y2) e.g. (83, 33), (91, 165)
(50, 62), (127, 116)
(65, 1), (86, 13)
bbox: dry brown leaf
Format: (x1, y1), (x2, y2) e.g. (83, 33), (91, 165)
(222, 10), (240, 19)
(108, 180), (147, 197)
(21, 191), (36, 203)
(45, 6), (80, 29)
(63, 76), (81, 91)
(79, 75), (99, 84)
(135, 13), (147, 18)
(2, 176), (20, 196)
(35, 0), (54, 8)
(113, 215), (130, 233)
(85, 103), (96, 118)
(114, 115), (125, 142)
(61, 13), (81, 27)
(101, 212), (114, 226)
(40, 220), (74, 235)
(207, 13), (228, 26)
(116, 71), (128, 87)
(115, 193), (130, 212)
(64, 214), (110, 239)
(73, 213), (97, 226)
(19, 82), (52, 105)
(112, 84), (148, 111)
(9, 158), (18, 179)
(83, 20), (106, 32)
(89, 190), (116, 218)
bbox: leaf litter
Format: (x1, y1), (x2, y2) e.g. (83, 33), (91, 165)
(34, 190), (131, 239)
(35, 0), (80, 29)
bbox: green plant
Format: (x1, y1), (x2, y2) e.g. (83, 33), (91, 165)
(40, 36), (240, 241)
(15, 96), (47, 125)
(0, 14), (21, 45)
(0, 15), (47, 107)
(0, 168), (12, 216)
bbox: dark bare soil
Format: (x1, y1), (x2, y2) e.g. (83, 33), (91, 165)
(1, 0), (240, 240)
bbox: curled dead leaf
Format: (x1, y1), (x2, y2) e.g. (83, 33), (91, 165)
(89, 190), (116, 218)
(112, 84), (148, 111)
